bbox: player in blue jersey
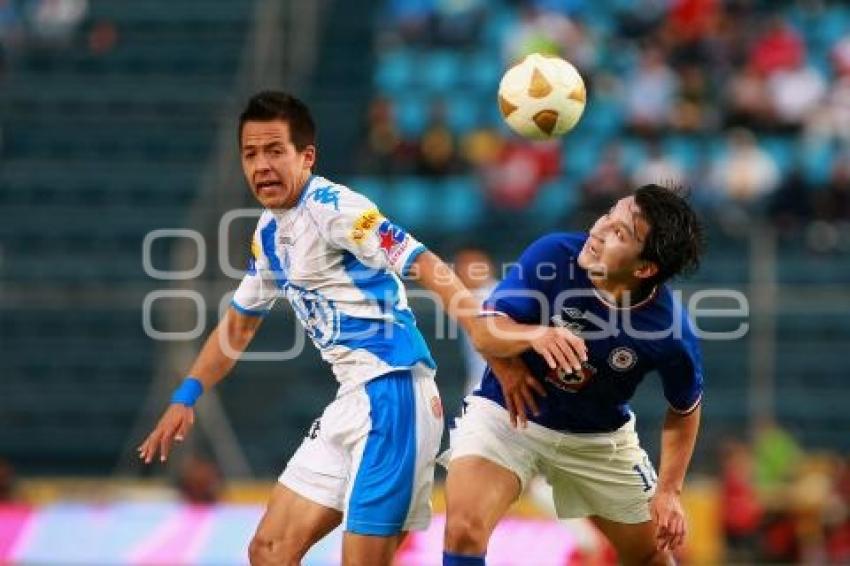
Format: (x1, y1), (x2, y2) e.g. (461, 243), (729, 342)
(442, 185), (705, 566)
(137, 92), (484, 566)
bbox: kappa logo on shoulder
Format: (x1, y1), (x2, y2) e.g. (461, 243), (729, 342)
(308, 186), (340, 210)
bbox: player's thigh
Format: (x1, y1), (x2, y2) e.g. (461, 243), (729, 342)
(341, 531), (406, 566)
(250, 484), (342, 564)
(444, 456), (523, 544)
(590, 515), (673, 566)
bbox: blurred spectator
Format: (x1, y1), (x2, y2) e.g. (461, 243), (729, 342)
(416, 101), (462, 176)
(358, 97), (408, 175)
(27, 0), (88, 44)
(708, 128), (779, 208)
(0, 458), (16, 501)
(672, 64), (714, 132)
(724, 65), (772, 130)
(578, 142), (630, 220)
(502, 4), (594, 68)
(748, 16), (804, 78)
(623, 46), (678, 136)
(832, 34), (850, 78)
(812, 157), (850, 223)
(806, 76), (850, 145)
(433, 0), (485, 46)
(0, 0), (23, 49)
(720, 441), (762, 563)
(460, 127), (505, 170)
(664, 0), (722, 68)
(616, 0), (666, 40)
(87, 20), (117, 55)
(453, 247), (497, 396)
(632, 139), (686, 188)
(768, 167), (812, 234)
(480, 138), (560, 209)
(384, 0), (435, 43)
(767, 61), (826, 133)
(177, 456), (223, 504)
(754, 419), (802, 496)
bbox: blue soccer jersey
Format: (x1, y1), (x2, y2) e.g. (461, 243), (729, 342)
(477, 232), (704, 433)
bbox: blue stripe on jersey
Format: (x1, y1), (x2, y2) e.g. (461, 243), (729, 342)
(259, 219), (287, 289)
(229, 299), (269, 317)
(347, 370), (416, 536)
(402, 244), (426, 277)
(341, 252), (400, 312)
(340, 252), (436, 368)
(335, 313), (436, 369)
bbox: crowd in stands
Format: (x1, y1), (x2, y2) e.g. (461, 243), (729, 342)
(360, 0), (850, 250)
(720, 422), (850, 563)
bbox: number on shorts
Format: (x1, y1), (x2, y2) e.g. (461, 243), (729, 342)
(633, 456), (657, 492)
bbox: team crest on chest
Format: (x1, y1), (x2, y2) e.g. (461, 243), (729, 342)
(608, 347), (637, 372)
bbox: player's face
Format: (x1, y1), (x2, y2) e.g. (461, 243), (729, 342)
(578, 196), (654, 283)
(240, 119), (316, 209)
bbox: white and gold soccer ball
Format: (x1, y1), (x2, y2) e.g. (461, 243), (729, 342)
(498, 53), (587, 140)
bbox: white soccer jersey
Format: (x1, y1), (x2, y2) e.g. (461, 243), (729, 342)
(232, 175), (435, 393)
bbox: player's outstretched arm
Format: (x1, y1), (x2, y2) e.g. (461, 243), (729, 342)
(473, 316), (587, 373)
(652, 404), (701, 552)
(137, 307), (264, 464)
(407, 250), (482, 335)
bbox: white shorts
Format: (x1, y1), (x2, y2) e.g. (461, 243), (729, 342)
(279, 368), (444, 536)
(446, 396), (658, 524)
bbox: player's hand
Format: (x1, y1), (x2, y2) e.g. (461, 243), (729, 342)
(651, 488), (687, 552)
(137, 404), (195, 464)
(489, 356), (547, 429)
(529, 327), (586, 374)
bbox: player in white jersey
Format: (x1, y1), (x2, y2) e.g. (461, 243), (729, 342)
(137, 91), (482, 566)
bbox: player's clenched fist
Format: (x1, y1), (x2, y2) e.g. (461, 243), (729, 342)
(529, 326), (587, 373)
(137, 404), (195, 464)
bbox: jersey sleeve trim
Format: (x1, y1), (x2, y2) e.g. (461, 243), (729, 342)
(478, 309), (510, 318)
(668, 393), (702, 415)
(401, 244), (426, 277)
(230, 299), (270, 317)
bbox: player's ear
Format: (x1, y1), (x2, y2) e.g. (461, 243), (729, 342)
(301, 144), (317, 169)
(634, 260), (658, 281)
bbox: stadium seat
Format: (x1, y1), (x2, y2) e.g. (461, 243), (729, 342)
(375, 49), (415, 94)
(346, 177), (387, 203)
(444, 93), (481, 133)
(528, 177), (578, 228)
(383, 177), (433, 230)
(394, 95), (429, 137)
(421, 51), (462, 94)
(464, 50), (503, 92)
(437, 176), (484, 232)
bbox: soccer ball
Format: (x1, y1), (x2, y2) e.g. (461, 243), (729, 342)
(498, 53), (586, 140)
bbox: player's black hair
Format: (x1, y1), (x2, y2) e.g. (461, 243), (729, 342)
(238, 91), (316, 151)
(634, 184), (704, 286)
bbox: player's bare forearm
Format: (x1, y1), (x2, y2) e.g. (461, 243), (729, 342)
(474, 316), (587, 372)
(186, 307), (264, 391)
(409, 250), (480, 335)
(657, 404), (701, 494)
(472, 316), (538, 356)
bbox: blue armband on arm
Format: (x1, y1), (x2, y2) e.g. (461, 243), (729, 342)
(171, 377), (204, 407)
